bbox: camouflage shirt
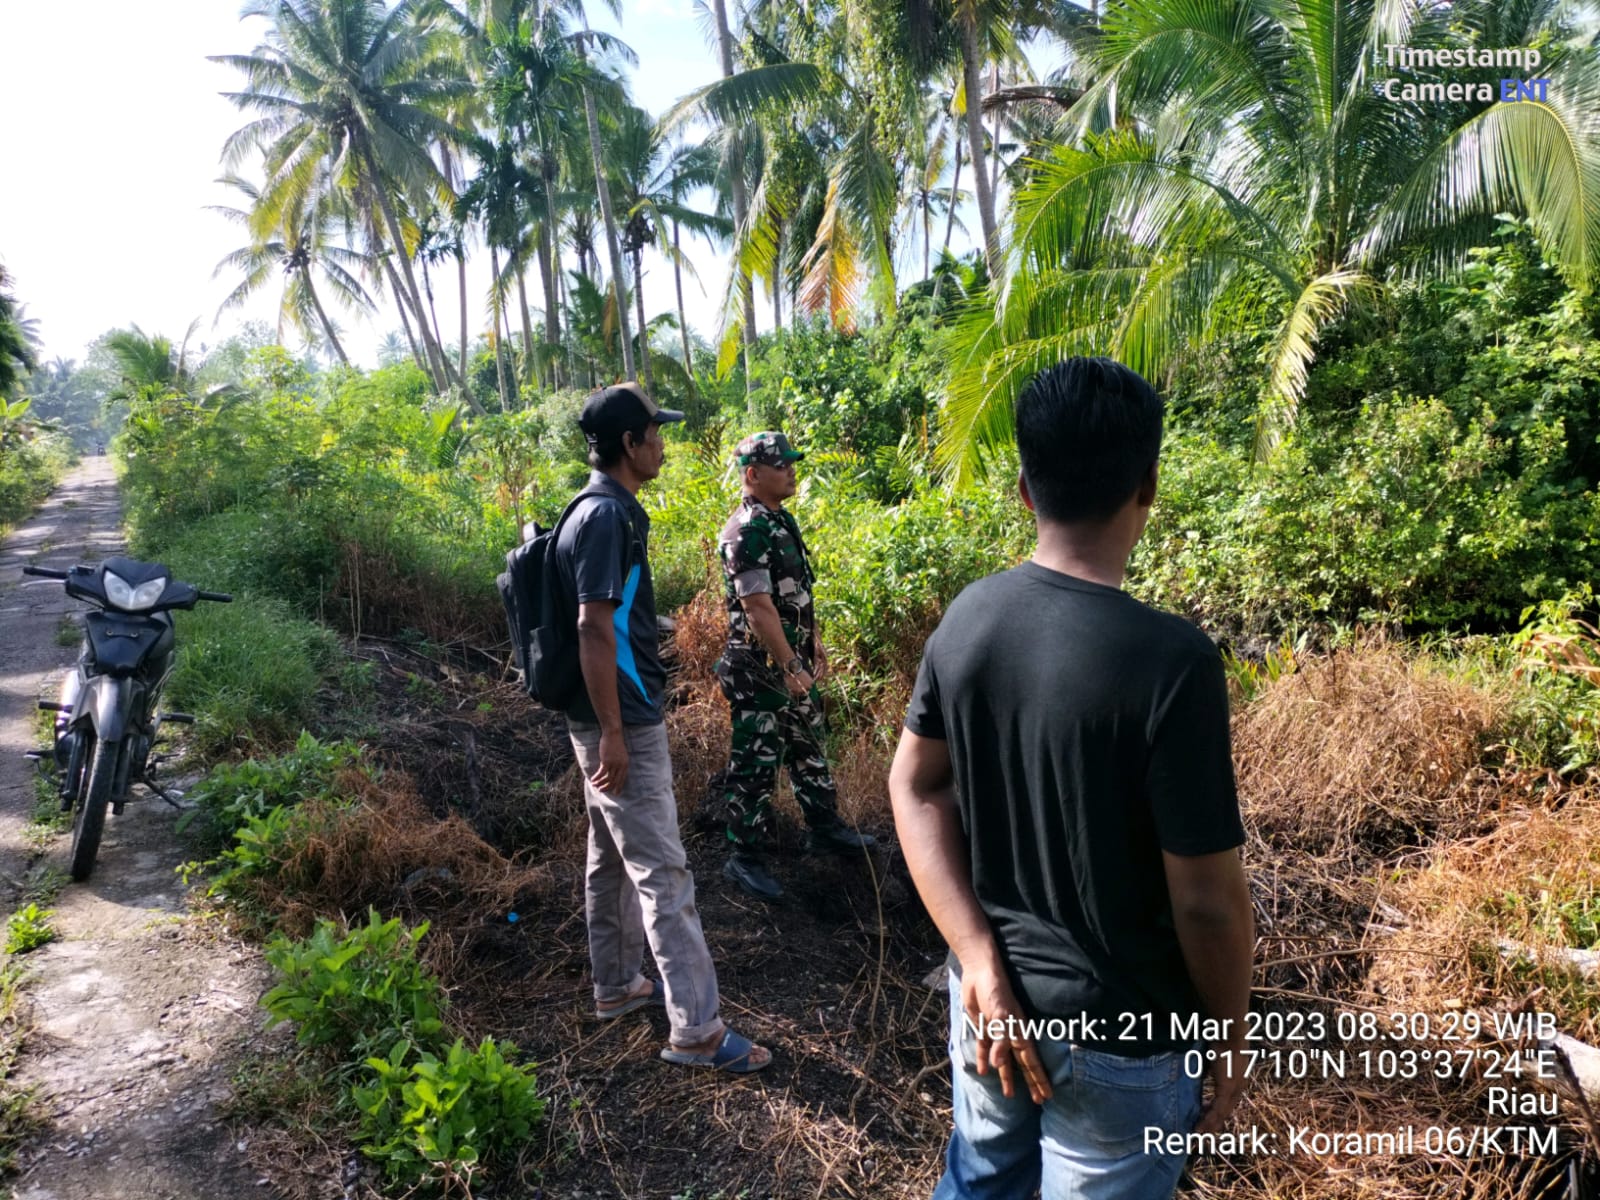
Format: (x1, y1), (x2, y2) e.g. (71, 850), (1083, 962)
(719, 495), (816, 666)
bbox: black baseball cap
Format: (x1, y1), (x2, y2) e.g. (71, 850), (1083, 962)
(578, 383), (685, 443)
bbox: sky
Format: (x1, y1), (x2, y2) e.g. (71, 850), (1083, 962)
(0, 0), (736, 371)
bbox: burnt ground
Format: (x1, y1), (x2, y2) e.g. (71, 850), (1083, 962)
(282, 633), (957, 1200)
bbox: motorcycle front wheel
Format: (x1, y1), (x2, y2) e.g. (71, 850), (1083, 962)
(71, 735), (119, 882)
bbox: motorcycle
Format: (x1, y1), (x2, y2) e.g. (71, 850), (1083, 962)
(23, 557), (231, 881)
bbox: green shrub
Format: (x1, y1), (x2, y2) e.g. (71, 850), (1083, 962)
(640, 437), (741, 610)
(1136, 397), (1597, 633)
(352, 1036), (544, 1190)
(748, 316), (941, 502)
(179, 731), (362, 854)
(0, 432), (70, 533)
(201, 796), (360, 909)
(136, 505), (341, 608)
(261, 911), (444, 1059)
(163, 594), (336, 751)
(810, 476), (1033, 709)
(3, 904), (55, 955)
(1502, 587), (1600, 775)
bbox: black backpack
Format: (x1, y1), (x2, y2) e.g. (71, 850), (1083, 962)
(498, 487), (610, 710)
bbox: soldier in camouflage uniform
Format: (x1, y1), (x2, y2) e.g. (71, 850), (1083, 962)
(715, 431), (876, 901)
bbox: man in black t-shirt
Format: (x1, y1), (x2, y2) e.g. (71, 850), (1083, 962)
(890, 358), (1253, 1199)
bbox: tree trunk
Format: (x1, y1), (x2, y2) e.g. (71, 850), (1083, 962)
(632, 246), (653, 394)
(534, 231), (556, 390)
(960, 18), (999, 279)
(421, 253), (447, 380)
(558, 251), (575, 385)
(772, 223), (782, 332)
(516, 262), (536, 387)
(932, 131), (963, 307)
(672, 220), (694, 384)
(302, 268), (350, 367)
(361, 150), (451, 391)
(541, 154), (564, 387)
(990, 63), (1004, 200)
(578, 24), (635, 382)
(381, 252), (427, 374)
(923, 191), (932, 282)
(489, 245), (511, 412)
(457, 249), (468, 380)
(712, 0), (757, 395)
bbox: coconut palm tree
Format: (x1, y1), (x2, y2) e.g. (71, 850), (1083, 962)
(572, 7), (637, 381)
(666, 19), (906, 344)
(940, 0), (1600, 481)
(605, 109), (732, 393)
(653, 138), (731, 380)
(102, 327), (200, 409)
(214, 0), (472, 392)
(456, 133), (544, 408)
(210, 174), (375, 366)
(709, 0), (759, 389)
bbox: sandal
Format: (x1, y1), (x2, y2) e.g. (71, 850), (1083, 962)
(659, 1027), (771, 1074)
(595, 978), (665, 1020)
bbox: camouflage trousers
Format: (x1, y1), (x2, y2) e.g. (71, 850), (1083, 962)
(715, 658), (839, 849)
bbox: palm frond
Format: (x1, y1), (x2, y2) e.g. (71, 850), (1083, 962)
(1254, 266), (1373, 458)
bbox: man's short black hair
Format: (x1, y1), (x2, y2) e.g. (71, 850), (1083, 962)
(587, 422), (651, 470)
(1015, 357), (1164, 524)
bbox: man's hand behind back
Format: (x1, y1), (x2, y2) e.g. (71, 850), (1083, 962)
(961, 958), (1053, 1105)
(1194, 1041), (1247, 1133)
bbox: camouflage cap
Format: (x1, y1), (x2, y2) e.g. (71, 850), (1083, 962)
(735, 431), (805, 468)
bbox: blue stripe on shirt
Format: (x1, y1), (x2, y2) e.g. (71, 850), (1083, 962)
(612, 563), (654, 708)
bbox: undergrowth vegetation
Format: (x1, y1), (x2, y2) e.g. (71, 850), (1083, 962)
(261, 911), (543, 1193)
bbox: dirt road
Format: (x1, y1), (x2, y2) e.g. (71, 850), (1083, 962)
(0, 460), (269, 1200)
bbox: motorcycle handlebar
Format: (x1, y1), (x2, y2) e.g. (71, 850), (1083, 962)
(23, 566), (232, 602)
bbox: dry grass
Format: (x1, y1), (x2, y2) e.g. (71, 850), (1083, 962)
(659, 584), (732, 819)
(239, 768), (553, 974)
(1176, 640), (1593, 1198)
(1373, 794), (1600, 1045)
(1234, 639), (1509, 861)
(333, 538), (504, 650)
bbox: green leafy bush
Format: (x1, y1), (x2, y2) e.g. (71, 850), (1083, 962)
(181, 731), (360, 853)
(1500, 587), (1600, 776)
(352, 1037), (544, 1190)
(202, 798), (357, 904)
(262, 911), (444, 1058)
(749, 316), (940, 501)
(0, 428), (71, 533)
(810, 477), (1032, 705)
(1136, 397), (1597, 633)
(4, 904), (55, 955)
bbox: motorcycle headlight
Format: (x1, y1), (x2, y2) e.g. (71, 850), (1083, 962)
(104, 571), (167, 611)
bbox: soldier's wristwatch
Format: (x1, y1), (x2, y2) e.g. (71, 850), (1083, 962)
(783, 655), (806, 676)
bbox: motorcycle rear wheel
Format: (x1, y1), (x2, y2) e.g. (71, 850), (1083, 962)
(71, 735), (119, 882)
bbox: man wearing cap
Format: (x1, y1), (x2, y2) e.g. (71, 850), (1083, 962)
(714, 430), (875, 901)
(556, 382), (771, 1073)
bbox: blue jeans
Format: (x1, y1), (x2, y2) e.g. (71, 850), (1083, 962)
(933, 972), (1201, 1200)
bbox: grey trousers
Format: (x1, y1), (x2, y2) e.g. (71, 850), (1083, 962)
(569, 721), (723, 1047)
